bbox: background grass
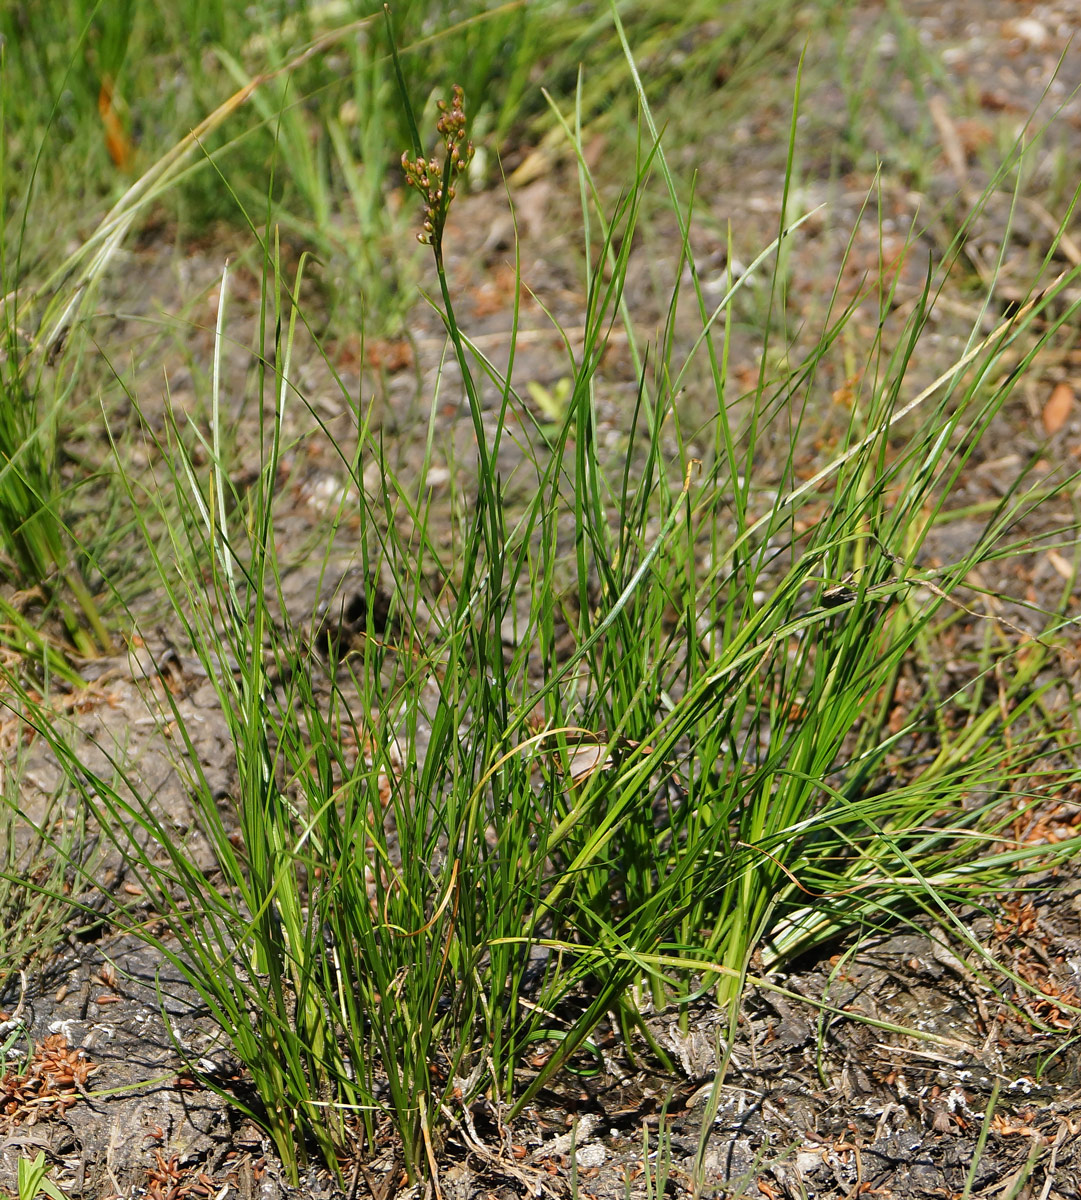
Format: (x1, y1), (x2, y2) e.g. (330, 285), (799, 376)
(1, 0), (1080, 1189)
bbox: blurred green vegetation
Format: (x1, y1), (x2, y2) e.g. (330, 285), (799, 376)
(0, 1), (809, 327)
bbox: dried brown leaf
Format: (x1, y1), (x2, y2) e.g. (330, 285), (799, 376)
(1042, 381), (1074, 435)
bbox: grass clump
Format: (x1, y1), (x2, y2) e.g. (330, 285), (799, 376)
(2, 4), (1081, 1190)
(0, 223), (110, 661)
(0, 306), (113, 660)
(39, 91), (1079, 1184)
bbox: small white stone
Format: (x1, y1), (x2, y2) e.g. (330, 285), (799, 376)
(574, 1144), (605, 1168)
(1006, 17), (1048, 48)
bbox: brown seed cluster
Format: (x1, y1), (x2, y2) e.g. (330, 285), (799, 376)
(0, 1034), (98, 1125)
(145, 1149), (223, 1200)
(401, 85), (474, 245)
